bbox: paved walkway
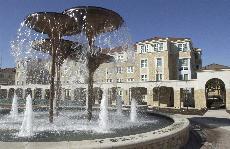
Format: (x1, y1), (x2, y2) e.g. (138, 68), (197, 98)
(181, 110), (230, 149)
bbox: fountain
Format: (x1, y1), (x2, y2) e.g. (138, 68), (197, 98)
(24, 12), (80, 123)
(63, 6), (126, 120)
(32, 38), (83, 114)
(98, 89), (109, 131)
(10, 94), (18, 119)
(130, 99), (137, 122)
(18, 95), (33, 137)
(0, 6), (190, 148)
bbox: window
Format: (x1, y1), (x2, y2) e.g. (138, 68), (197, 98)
(159, 43), (163, 51)
(156, 74), (162, 81)
(178, 44), (182, 51)
(118, 90), (122, 96)
(127, 66), (134, 73)
(106, 79), (112, 83)
(65, 89), (70, 97)
(116, 67), (122, 73)
(179, 58), (189, 71)
(140, 45), (149, 53)
(179, 74), (189, 80)
(127, 78), (134, 82)
(153, 43), (158, 51)
(177, 43), (188, 51)
(141, 75), (147, 81)
(153, 43), (164, 52)
(141, 59), (148, 68)
(181, 59), (188, 66)
(183, 43), (188, 51)
(118, 55), (124, 61)
(184, 74), (188, 80)
(156, 58), (162, 67)
(117, 78), (122, 83)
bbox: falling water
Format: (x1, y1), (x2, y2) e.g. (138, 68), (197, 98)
(18, 95), (33, 137)
(116, 95), (123, 115)
(98, 89), (109, 130)
(10, 94), (18, 119)
(130, 99), (137, 122)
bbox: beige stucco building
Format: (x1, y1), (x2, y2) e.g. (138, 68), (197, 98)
(0, 68), (15, 85)
(1, 37), (230, 111)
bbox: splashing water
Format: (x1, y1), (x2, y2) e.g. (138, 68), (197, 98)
(10, 94), (18, 119)
(116, 95), (123, 116)
(18, 95), (33, 137)
(130, 99), (137, 122)
(98, 89), (109, 131)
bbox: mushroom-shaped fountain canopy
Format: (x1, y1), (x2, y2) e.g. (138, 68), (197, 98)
(24, 12), (81, 37)
(32, 39), (83, 64)
(63, 6), (124, 38)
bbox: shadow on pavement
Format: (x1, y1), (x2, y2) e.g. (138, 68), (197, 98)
(189, 117), (230, 129)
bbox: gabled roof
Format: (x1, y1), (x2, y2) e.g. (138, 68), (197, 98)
(201, 63), (230, 70)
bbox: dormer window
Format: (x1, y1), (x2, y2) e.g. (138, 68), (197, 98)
(153, 42), (164, 52)
(177, 43), (188, 51)
(140, 44), (149, 53)
(159, 43), (163, 51)
(178, 44), (182, 51)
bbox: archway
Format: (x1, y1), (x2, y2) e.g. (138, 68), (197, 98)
(153, 86), (174, 107)
(8, 88), (15, 100)
(205, 78), (226, 109)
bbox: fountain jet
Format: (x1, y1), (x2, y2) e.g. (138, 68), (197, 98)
(18, 95), (33, 137)
(10, 94), (18, 119)
(24, 12), (80, 123)
(116, 95), (123, 115)
(130, 99), (137, 122)
(99, 89), (109, 131)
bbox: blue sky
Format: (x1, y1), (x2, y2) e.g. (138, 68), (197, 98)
(0, 0), (230, 68)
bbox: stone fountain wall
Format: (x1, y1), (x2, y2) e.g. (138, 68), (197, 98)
(0, 113), (189, 149)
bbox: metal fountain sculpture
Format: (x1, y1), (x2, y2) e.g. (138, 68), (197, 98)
(32, 39), (83, 115)
(25, 6), (124, 122)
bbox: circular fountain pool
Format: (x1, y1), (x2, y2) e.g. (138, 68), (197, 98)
(0, 109), (173, 142)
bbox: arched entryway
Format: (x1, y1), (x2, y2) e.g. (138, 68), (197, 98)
(153, 86), (174, 107)
(205, 78), (226, 109)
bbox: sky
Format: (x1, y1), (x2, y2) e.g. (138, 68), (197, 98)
(0, 0), (230, 68)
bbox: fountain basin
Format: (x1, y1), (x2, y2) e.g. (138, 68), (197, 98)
(0, 110), (189, 149)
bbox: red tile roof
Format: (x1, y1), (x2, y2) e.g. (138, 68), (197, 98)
(201, 63), (230, 70)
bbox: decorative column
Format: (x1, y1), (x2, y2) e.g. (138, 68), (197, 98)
(41, 89), (45, 99)
(22, 89), (25, 99)
(6, 89), (9, 99)
(174, 89), (181, 109)
(32, 89), (35, 99)
(225, 89), (230, 110)
(194, 89), (206, 109)
(70, 89), (75, 101)
(147, 89), (154, 106)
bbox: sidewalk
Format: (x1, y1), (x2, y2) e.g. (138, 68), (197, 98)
(181, 110), (230, 149)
